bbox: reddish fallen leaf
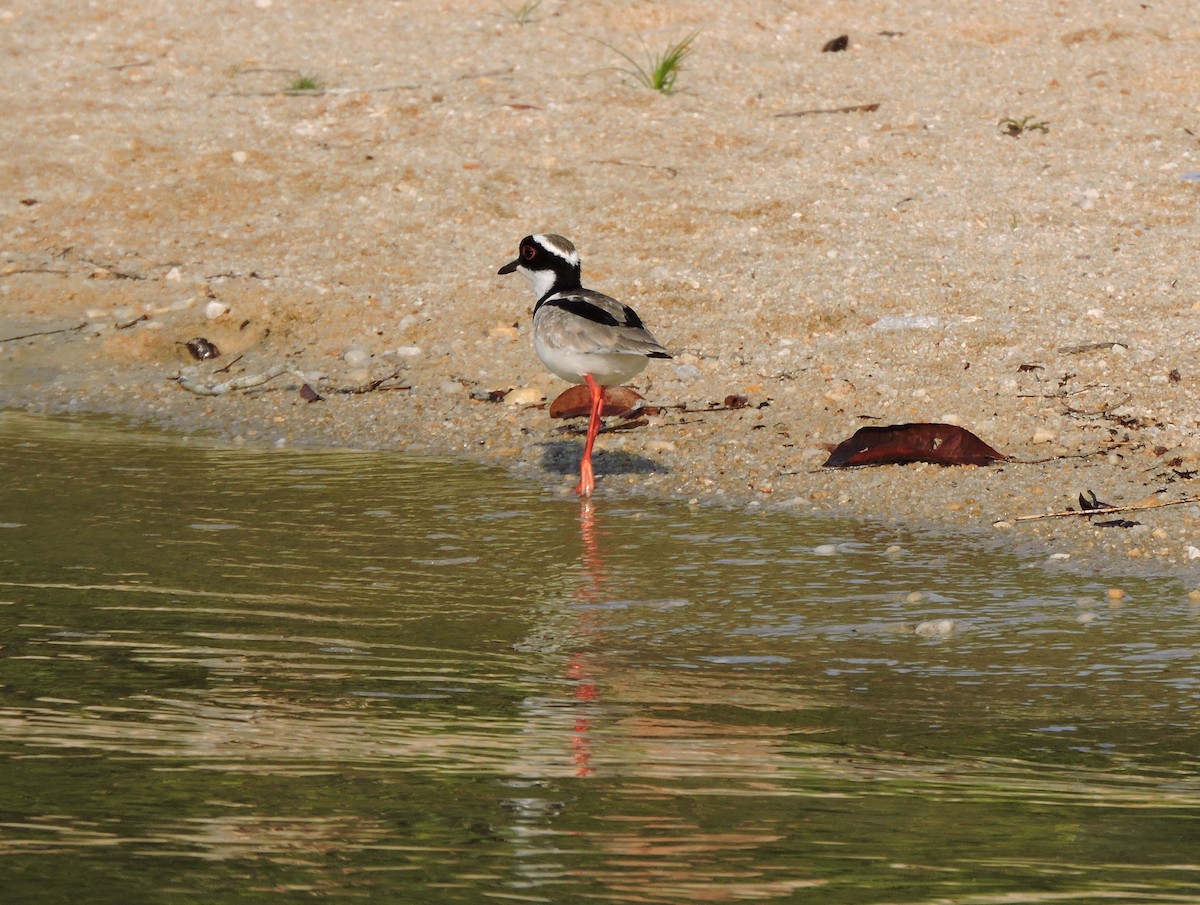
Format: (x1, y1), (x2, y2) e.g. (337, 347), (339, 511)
(724, 394), (749, 409)
(823, 423), (1006, 468)
(299, 383), (323, 402)
(550, 385), (645, 419)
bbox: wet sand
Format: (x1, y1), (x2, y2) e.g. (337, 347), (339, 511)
(2, 0), (1198, 583)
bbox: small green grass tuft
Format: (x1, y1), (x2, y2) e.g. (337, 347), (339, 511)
(503, 0), (542, 25)
(999, 115), (1049, 137)
(602, 31), (698, 94)
(287, 74), (323, 92)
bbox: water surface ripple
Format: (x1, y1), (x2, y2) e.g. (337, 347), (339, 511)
(1, 413), (1197, 903)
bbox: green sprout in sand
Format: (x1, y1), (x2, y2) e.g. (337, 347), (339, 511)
(602, 30), (698, 94)
(503, 0), (543, 25)
(287, 74), (323, 92)
(999, 115), (1049, 137)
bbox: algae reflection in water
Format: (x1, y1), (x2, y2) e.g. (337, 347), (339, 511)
(0, 413), (1198, 903)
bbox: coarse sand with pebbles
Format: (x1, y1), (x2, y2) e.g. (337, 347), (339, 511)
(1, 0), (1199, 585)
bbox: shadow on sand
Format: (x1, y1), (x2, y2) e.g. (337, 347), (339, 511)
(538, 440), (668, 480)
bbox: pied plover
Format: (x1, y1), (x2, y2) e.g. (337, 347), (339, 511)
(498, 233), (671, 497)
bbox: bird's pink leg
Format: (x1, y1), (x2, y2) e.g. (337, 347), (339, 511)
(575, 374), (603, 497)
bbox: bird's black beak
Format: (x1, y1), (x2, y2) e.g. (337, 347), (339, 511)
(497, 258), (520, 275)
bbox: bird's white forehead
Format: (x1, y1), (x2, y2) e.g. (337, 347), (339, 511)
(533, 233), (580, 267)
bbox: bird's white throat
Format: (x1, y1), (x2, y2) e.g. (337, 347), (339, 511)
(518, 265), (559, 300)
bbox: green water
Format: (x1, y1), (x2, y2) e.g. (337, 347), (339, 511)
(1, 412), (1198, 903)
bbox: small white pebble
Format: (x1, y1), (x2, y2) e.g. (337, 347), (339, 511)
(1076, 611), (1098, 624)
(231, 150), (248, 165)
(905, 591), (924, 604)
(813, 543), (839, 556)
(204, 300), (229, 320)
(164, 266), (182, 282)
(673, 363), (701, 380)
(505, 386), (544, 406)
(1032, 428), (1057, 444)
(343, 347), (371, 367)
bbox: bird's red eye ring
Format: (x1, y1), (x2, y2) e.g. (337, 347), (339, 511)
(521, 244), (536, 260)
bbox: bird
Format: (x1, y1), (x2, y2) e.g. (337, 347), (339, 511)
(498, 233), (671, 497)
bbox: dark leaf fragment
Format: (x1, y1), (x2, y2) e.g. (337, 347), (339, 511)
(470, 388), (511, 403)
(822, 35), (849, 52)
(1077, 490), (1136, 526)
(1078, 489), (1113, 511)
(823, 423), (1006, 468)
(299, 383), (323, 402)
(182, 337), (220, 360)
(724, 394), (749, 410)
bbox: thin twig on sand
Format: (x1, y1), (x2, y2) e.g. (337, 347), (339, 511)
(1006, 496), (1200, 524)
(321, 368), (410, 395)
(212, 84), (419, 98)
(0, 322), (88, 343)
(775, 102), (880, 118)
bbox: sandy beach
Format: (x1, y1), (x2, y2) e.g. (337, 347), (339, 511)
(1, 0), (1198, 582)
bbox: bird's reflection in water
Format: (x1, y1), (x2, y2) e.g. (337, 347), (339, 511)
(568, 500), (603, 777)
